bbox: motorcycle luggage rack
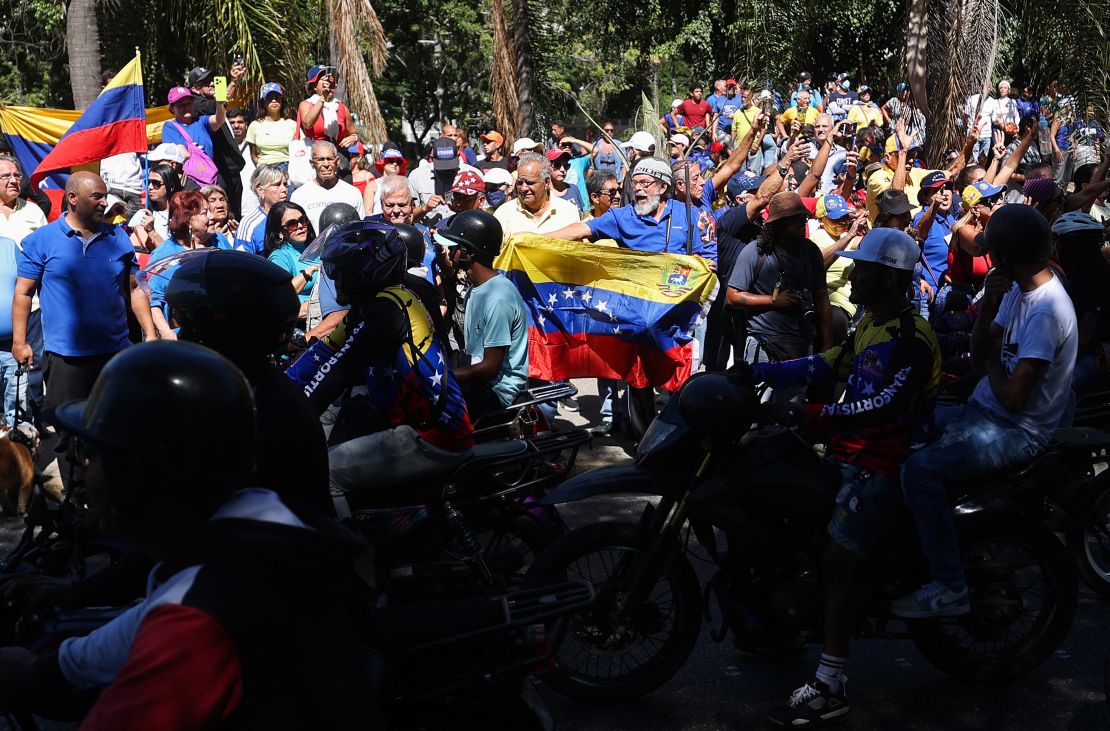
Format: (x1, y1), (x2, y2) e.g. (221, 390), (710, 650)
(454, 428), (592, 502)
(473, 382), (578, 441)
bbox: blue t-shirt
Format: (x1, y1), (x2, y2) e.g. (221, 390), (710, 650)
(912, 209), (956, 287)
(234, 207), (268, 254)
(162, 117), (215, 160)
(268, 243), (318, 303)
(567, 155), (592, 210)
(717, 94), (744, 131)
(587, 198), (717, 262)
(0, 238), (17, 341)
(464, 274), (529, 407)
(18, 218), (135, 357)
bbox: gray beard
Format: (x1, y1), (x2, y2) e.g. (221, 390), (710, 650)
(634, 192), (661, 216)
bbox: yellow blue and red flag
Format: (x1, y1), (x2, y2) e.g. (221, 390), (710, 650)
(0, 54), (171, 189)
(494, 235), (716, 390)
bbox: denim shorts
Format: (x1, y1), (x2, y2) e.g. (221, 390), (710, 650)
(827, 462), (903, 558)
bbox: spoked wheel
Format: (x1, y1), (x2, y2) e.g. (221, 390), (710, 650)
(911, 519), (1077, 681)
(1074, 486), (1110, 597)
(523, 522), (702, 703)
(478, 512), (556, 583)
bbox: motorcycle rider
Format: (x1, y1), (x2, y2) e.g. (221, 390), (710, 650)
(892, 204), (1077, 618)
(756, 228), (941, 727)
(287, 220), (474, 493)
(0, 342), (371, 727)
(435, 210), (529, 421)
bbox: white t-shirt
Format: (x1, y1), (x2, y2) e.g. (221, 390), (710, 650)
(99, 153), (143, 195)
(290, 178), (366, 233)
(965, 95), (994, 138)
(970, 273), (1078, 445)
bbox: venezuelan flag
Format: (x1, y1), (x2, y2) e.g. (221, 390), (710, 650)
(495, 235), (716, 390)
(0, 54), (171, 189)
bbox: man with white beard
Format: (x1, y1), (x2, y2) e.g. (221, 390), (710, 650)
(546, 157), (715, 261)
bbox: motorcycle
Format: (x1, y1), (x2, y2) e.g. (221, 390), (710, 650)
(524, 369), (1086, 703)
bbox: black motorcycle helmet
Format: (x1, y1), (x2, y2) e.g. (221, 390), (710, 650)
(316, 220), (406, 306)
(52, 341), (256, 491)
(977, 204), (1051, 266)
(166, 250), (299, 360)
(395, 223), (428, 269)
(676, 372), (755, 440)
(317, 202), (363, 233)
(434, 209), (503, 264)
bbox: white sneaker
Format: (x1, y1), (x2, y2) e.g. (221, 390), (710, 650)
(891, 581), (970, 619)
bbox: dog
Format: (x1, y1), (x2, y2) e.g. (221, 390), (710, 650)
(0, 423), (57, 517)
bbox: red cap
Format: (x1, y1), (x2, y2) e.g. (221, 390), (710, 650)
(710, 141), (725, 154)
(450, 169), (485, 195)
(544, 148), (572, 162)
(725, 78), (738, 87)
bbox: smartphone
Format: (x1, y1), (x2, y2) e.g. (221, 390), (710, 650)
(213, 76), (228, 103)
(232, 50), (244, 66)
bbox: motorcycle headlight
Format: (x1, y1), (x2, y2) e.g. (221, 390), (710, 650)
(636, 419), (678, 461)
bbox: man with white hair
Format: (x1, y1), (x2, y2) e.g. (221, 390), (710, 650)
(493, 152), (581, 241)
(290, 140), (365, 232)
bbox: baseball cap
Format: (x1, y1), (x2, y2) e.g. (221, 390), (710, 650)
(622, 131), (657, 153)
(884, 134), (922, 154)
(479, 131), (505, 146)
(671, 98), (684, 110)
(544, 147), (572, 163)
(877, 190), (913, 215)
(149, 143), (186, 164)
(917, 171), (950, 202)
(799, 71), (813, 81)
(511, 137), (542, 156)
(347, 141), (365, 156)
(259, 82), (285, 99)
(837, 228), (919, 271)
(104, 193), (126, 214)
(186, 67), (214, 88)
(432, 138), (460, 170)
(483, 167), (513, 187)
(858, 85), (871, 94)
(167, 86), (193, 106)
(450, 169), (485, 196)
(896, 82), (910, 92)
(1023, 177), (1060, 205)
(725, 78), (738, 87)
(815, 194), (851, 220)
(962, 181), (1005, 208)
(306, 64), (332, 85)
(726, 173), (765, 199)
(669, 133), (690, 147)
(631, 157), (673, 187)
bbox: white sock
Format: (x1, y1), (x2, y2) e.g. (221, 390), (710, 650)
(815, 652), (847, 693)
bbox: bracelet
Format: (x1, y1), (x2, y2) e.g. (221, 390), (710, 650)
(298, 270), (308, 280)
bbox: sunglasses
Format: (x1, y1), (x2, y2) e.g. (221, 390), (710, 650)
(603, 189), (622, 198)
(978, 195), (1002, 207)
(282, 216), (308, 232)
(149, 180), (164, 189)
(603, 128), (615, 134)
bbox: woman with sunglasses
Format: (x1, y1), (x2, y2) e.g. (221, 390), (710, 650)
(130, 163), (184, 253)
(246, 82), (297, 167)
(145, 191), (222, 339)
(591, 121), (624, 181)
(949, 181), (1005, 293)
(264, 201), (320, 317)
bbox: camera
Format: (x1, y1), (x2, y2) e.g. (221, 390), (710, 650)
(792, 288), (816, 324)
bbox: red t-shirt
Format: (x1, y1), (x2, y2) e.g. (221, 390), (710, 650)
(681, 99), (712, 129)
(947, 247), (992, 289)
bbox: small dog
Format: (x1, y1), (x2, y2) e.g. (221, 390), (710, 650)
(0, 423), (56, 517)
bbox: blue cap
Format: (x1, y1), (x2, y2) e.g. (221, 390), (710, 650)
(816, 194), (851, 220)
(306, 65), (330, 85)
(962, 181), (1006, 208)
(726, 173), (765, 199)
(896, 82), (909, 92)
(259, 82), (284, 99)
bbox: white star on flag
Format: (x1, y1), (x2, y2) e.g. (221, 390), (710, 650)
(437, 351), (444, 364)
(563, 287), (575, 300)
(613, 325), (621, 334)
(313, 353), (321, 362)
(581, 290), (592, 304)
(537, 314), (546, 327)
(431, 371), (443, 387)
(367, 366), (375, 376)
(596, 300), (608, 312)
(861, 381), (876, 395)
(547, 292), (558, 306)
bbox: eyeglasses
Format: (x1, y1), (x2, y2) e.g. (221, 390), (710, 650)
(312, 156), (338, 164)
(149, 180), (165, 189)
(603, 128), (615, 134)
(631, 178), (659, 189)
(551, 160), (569, 169)
(0, 172), (23, 182)
(978, 195), (1002, 207)
(282, 216), (308, 232)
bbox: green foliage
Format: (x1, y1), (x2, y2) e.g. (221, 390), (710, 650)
(0, 0), (69, 106)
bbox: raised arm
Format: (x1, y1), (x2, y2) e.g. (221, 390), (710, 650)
(992, 125), (1037, 188)
(709, 113), (767, 191)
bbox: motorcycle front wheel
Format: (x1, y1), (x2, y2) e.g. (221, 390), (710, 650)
(911, 517), (1077, 681)
(523, 522), (702, 703)
(1073, 483), (1110, 597)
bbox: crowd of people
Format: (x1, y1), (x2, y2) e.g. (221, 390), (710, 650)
(0, 59), (1107, 728)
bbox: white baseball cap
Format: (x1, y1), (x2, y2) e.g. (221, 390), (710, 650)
(483, 167), (513, 187)
(148, 143), (185, 164)
(671, 98), (684, 109)
(511, 137), (543, 156)
(669, 133), (691, 147)
(837, 228), (919, 271)
(621, 131), (656, 153)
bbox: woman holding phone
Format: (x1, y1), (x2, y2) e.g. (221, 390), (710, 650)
(297, 65), (359, 171)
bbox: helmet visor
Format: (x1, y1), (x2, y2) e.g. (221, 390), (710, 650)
(137, 249), (215, 297)
(302, 220), (399, 276)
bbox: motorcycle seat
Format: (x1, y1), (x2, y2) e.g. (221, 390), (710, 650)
(1050, 426), (1110, 458)
(454, 440), (529, 474)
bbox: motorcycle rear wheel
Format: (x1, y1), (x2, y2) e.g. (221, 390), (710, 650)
(1073, 484), (1110, 597)
(523, 522), (702, 703)
(911, 518), (1077, 681)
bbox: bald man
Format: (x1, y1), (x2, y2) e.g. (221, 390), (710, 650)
(13, 172), (154, 438)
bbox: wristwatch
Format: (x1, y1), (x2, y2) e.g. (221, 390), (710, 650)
(777, 166), (790, 177)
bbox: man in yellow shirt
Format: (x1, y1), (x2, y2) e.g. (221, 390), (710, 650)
(846, 85), (883, 129)
(777, 90), (820, 138)
(809, 194), (867, 344)
(732, 83), (763, 144)
(864, 128), (938, 224)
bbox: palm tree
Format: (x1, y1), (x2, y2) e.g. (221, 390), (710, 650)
(66, 0), (103, 108)
(511, 0), (535, 137)
(490, 0), (521, 141)
(326, 0), (389, 145)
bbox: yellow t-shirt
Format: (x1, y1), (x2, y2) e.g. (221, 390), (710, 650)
(245, 118), (298, 165)
(779, 106), (819, 128)
(847, 103), (883, 128)
(810, 227), (857, 317)
(865, 165), (936, 223)
(732, 106), (762, 143)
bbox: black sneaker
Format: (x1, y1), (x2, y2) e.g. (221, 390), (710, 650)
(766, 678), (849, 727)
(560, 396), (580, 412)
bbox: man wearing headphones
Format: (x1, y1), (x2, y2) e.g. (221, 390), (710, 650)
(435, 210), (529, 420)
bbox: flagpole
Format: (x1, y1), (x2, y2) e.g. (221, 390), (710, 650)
(135, 48), (149, 211)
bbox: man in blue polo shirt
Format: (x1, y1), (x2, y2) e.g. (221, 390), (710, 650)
(12, 172), (155, 431)
(546, 157), (716, 262)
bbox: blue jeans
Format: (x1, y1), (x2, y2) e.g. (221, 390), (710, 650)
(598, 378), (624, 426)
(0, 351), (26, 428)
(901, 402), (1040, 590)
(972, 136), (992, 163)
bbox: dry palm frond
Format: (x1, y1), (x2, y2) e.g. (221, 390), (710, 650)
(327, 0), (388, 144)
(490, 0), (521, 141)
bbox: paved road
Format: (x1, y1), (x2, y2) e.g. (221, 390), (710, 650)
(1, 379), (1107, 729)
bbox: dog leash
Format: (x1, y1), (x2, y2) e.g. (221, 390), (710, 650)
(10, 364), (37, 461)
